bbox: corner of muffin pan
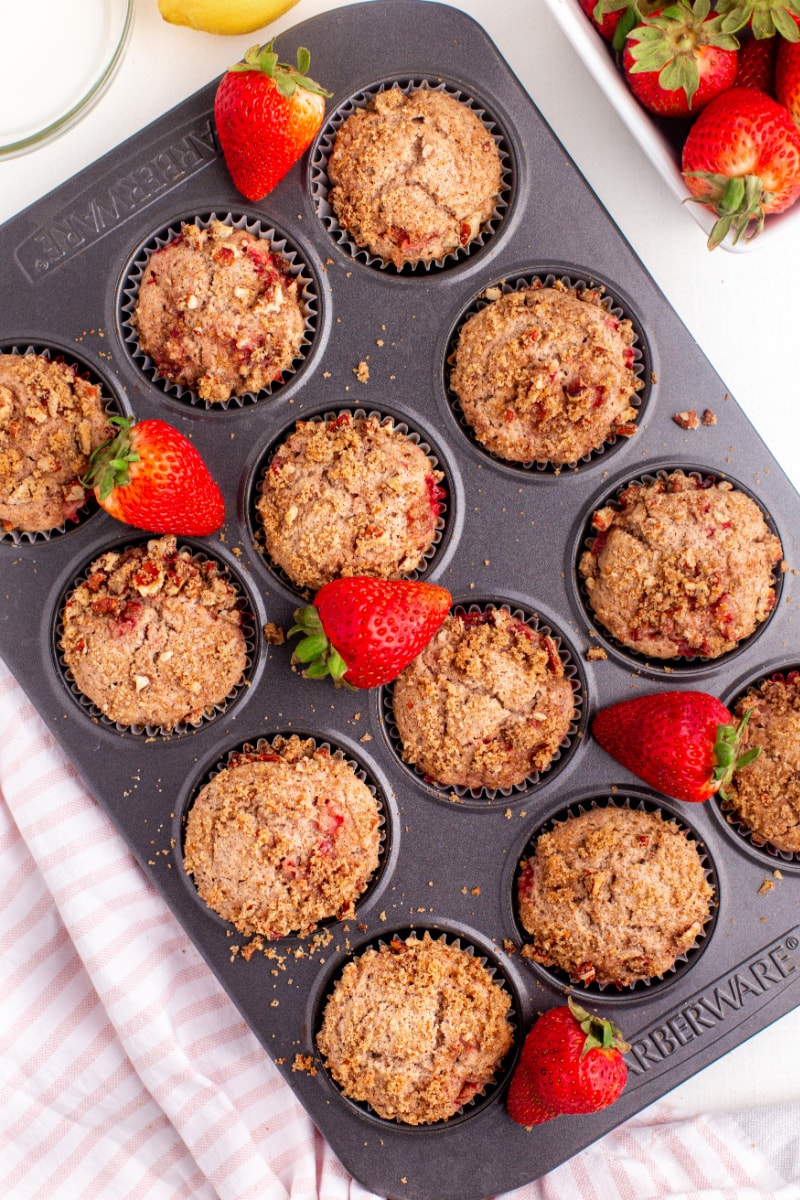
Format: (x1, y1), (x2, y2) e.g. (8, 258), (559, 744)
(566, 459), (786, 679)
(305, 920), (523, 1131)
(440, 265), (653, 477)
(379, 595), (589, 808)
(115, 209), (327, 413)
(309, 74), (516, 276)
(505, 788), (721, 1005)
(0, 338), (129, 546)
(240, 399), (464, 601)
(49, 530), (266, 740)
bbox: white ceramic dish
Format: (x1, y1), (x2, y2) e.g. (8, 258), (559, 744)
(543, 0), (795, 252)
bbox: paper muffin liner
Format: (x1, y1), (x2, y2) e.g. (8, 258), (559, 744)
(310, 77), (512, 274)
(247, 405), (453, 598)
(444, 271), (650, 474)
(53, 537), (258, 738)
(313, 926), (519, 1128)
(178, 731), (390, 939)
(383, 600), (587, 805)
(574, 466), (785, 674)
(0, 341), (123, 545)
(715, 667), (800, 867)
(118, 211), (319, 410)
(513, 794), (719, 997)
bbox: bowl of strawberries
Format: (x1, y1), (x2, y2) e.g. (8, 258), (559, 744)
(544, 0), (800, 249)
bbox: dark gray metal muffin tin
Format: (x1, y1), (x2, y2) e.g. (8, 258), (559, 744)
(1, 3), (799, 1197)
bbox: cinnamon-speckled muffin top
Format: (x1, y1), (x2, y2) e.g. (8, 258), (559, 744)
(517, 806), (714, 987)
(183, 735), (382, 938)
(0, 353), (113, 533)
(392, 608), (576, 791)
(724, 675), (800, 853)
(316, 933), (513, 1124)
(327, 87), (503, 267)
(449, 282), (641, 465)
(579, 472), (783, 660)
(131, 220), (305, 403)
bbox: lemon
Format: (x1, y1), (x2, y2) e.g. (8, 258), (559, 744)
(158, 0), (301, 36)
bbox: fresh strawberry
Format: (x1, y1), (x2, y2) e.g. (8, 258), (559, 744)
(579, 0), (658, 48)
(288, 577), (451, 689)
(734, 33), (777, 91)
(681, 84), (800, 245)
(507, 998), (629, 1128)
(214, 41), (331, 202)
(82, 416), (225, 536)
(592, 690), (760, 803)
(775, 33), (800, 123)
(715, 0), (800, 41)
(622, 1), (740, 116)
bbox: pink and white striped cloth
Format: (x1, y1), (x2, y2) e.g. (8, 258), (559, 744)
(1, 655), (798, 1200)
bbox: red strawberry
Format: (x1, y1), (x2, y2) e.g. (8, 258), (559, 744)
(716, 0), (800, 41)
(775, 34), (800, 123)
(734, 33), (778, 91)
(681, 84), (800, 245)
(507, 998), (629, 1128)
(288, 577), (451, 689)
(82, 416), (225, 536)
(579, 0), (658, 48)
(622, 1), (740, 116)
(592, 690), (760, 803)
(214, 41), (331, 203)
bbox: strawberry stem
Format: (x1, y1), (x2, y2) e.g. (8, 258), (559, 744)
(229, 40), (332, 98)
(712, 708), (760, 798)
(81, 415), (141, 500)
(567, 996), (631, 1057)
(288, 604), (351, 687)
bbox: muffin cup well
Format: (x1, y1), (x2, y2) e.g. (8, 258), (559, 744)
(382, 600), (587, 805)
(312, 925), (519, 1128)
(0, 341), (123, 545)
(246, 405), (456, 598)
(444, 270), (651, 474)
(310, 77), (513, 274)
(118, 211), (320, 410)
(572, 465), (785, 675)
(177, 731), (391, 940)
(53, 536), (259, 738)
(512, 793), (719, 999)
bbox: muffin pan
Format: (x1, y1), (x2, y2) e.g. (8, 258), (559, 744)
(1, 3), (799, 1197)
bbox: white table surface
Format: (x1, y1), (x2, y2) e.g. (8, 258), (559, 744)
(1, 0), (799, 1119)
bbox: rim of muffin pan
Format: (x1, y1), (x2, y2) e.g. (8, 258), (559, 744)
(51, 534), (261, 739)
(0, 340), (126, 546)
(442, 268), (652, 477)
(510, 791), (720, 1003)
(118, 210), (321, 411)
(711, 661), (800, 872)
(309, 923), (521, 1130)
(310, 75), (514, 275)
(245, 403), (459, 600)
(173, 729), (395, 941)
(381, 599), (588, 808)
(570, 464), (785, 678)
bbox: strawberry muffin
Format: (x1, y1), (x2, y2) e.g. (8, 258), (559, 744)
(449, 281), (642, 465)
(517, 805), (714, 987)
(327, 87), (503, 267)
(60, 535), (248, 729)
(723, 674), (800, 853)
(183, 735), (382, 938)
(0, 352), (113, 533)
(579, 471), (783, 660)
(131, 219), (306, 403)
(256, 411), (444, 591)
(392, 607), (576, 791)
(316, 933), (513, 1124)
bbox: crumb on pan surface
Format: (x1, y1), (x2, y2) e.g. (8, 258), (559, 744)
(316, 932), (513, 1124)
(183, 734), (381, 938)
(517, 806), (714, 987)
(257, 411), (444, 590)
(60, 535), (247, 729)
(725, 674), (800, 853)
(579, 471), (783, 660)
(131, 220), (306, 404)
(449, 282), (641, 465)
(327, 88), (503, 267)
(0, 353), (113, 533)
(392, 608), (576, 791)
